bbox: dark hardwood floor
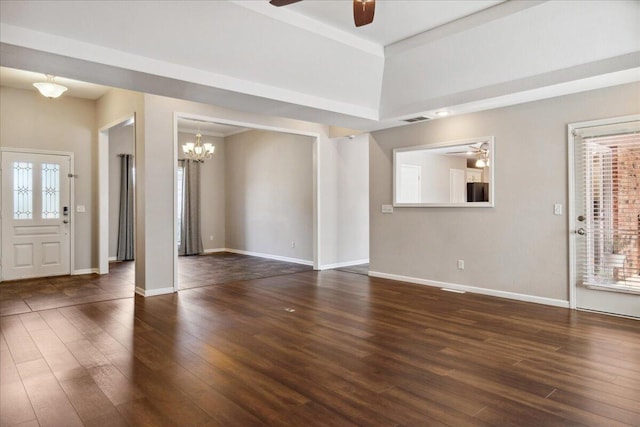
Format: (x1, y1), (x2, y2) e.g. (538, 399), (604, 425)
(0, 253), (312, 316)
(1, 269), (639, 426)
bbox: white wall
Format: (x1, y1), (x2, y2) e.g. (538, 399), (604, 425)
(335, 134), (369, 264)
(397, 150), (467, 203)
(370, 82), (640, 303)
(108, 124), (134, 259)
(177, 131), (226, 251)
(0, 86), (96, 272)
(225, 130), (313, 262)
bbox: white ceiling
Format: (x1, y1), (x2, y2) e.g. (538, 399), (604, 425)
(237, 0), (504, 48)
(0, 1), (637, 131)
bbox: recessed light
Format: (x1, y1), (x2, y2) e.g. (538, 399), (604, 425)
(435, 110), (449, 117)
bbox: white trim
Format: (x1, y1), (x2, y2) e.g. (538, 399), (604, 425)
(98, 114), (136, 276)
(135, 286), (175, 297)
(0, 147), (75, 280)
(225, 248), (313, 266)
(202, 248), (227, 254)
(567, 114), (640, 311)
(319, 259), (369, 270)
(72, 268), (98, 275)
(108, 256), (117, 261)
(173, 113), (179, 293)
(368, 271), (570, 308)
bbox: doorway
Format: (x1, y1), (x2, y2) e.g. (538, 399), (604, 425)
(98, 115), (135, 277)
(1, 149), (73, 281)
(569, 115), (640, 318)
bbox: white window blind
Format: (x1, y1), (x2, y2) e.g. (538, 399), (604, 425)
(575, 123), (640, 292)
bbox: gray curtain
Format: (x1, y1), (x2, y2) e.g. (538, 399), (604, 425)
(179, 159), (203, 256)
(117, 154), (134, 261)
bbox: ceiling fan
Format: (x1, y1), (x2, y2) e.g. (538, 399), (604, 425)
(269, 0), (376, 27)
(449, 142), (489, 157)
(449, 142), (491, 167)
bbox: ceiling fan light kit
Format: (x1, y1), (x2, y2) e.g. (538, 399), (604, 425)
(269, 0), (376, 27)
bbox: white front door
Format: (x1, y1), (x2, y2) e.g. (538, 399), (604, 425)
(570, 117), (640, 318)
(1, 151), (71, 281)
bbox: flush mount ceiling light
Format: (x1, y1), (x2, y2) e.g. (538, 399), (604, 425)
(33, 75), (68, 99)
(182, 133), (215, 162)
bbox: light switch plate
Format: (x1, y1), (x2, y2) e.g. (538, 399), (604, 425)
(76, 205), (85, 213)
(553, 203), (562, 215)
(381, 204), (393, 214)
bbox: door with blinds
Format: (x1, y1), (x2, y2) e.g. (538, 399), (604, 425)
(1, 150), (72, 281)
(571, 117), (640, 318)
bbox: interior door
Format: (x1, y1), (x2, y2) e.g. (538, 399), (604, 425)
(1, 151), (71, 281)
(572, 119), (640, 318)
(449, 168), (465, 203)
(399, 164), (421, 203)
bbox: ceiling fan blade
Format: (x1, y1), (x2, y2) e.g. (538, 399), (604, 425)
(269, 0), (303, 6)
(353, 0), (375, 27)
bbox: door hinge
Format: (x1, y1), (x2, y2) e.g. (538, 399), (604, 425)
(68, 173), (78, 178)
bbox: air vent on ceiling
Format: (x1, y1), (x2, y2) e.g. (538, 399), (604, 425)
(403, 116), (432, 123)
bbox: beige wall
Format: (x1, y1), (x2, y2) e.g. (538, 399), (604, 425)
(0, 86), (96, 272)
(225, 130), (314, 261)
(336, 134), (369, 263)
(108, 124), (135, 259)
(370, 82), (640, 302)
(177, 132), (226, 251)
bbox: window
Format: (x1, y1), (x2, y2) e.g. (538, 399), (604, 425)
(584, 132), (640, 289)
(13, 161), (33, 219)
(41, 162), (61, 219)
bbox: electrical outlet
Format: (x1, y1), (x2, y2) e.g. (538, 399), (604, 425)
(457, 259), (465, 270)
(291, 240), (295, 248)
(209, 235), (214, 241)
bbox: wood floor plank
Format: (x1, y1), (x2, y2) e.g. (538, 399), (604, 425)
(0, 332), (37, 427)
(0, 317), (42, 364)
(16, 358), (84, 427)
(1, 267), (638, 426)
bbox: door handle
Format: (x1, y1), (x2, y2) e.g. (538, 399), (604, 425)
(576, 228), (585, 235)
(577, 215), (586, 222)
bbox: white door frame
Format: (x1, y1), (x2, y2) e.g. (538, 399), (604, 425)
(567, 114), (640, 310)
(98, 114), (135, 275)
(173, 112), (321, 292)
(0, 147), (75, 280)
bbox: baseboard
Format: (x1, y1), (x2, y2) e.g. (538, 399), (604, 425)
(72, 268), (99, 275)
(368, 271), (570, 308)
(319, 258), (369, 270)
(135, 286), (175, 297)
(202, 248), (227, 254)
(224, 248), (313, 266)
(108, 256), (117, 262)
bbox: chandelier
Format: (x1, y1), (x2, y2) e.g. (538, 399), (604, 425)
(33, 75), (68, 99)
(182, 133), (214, 162)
